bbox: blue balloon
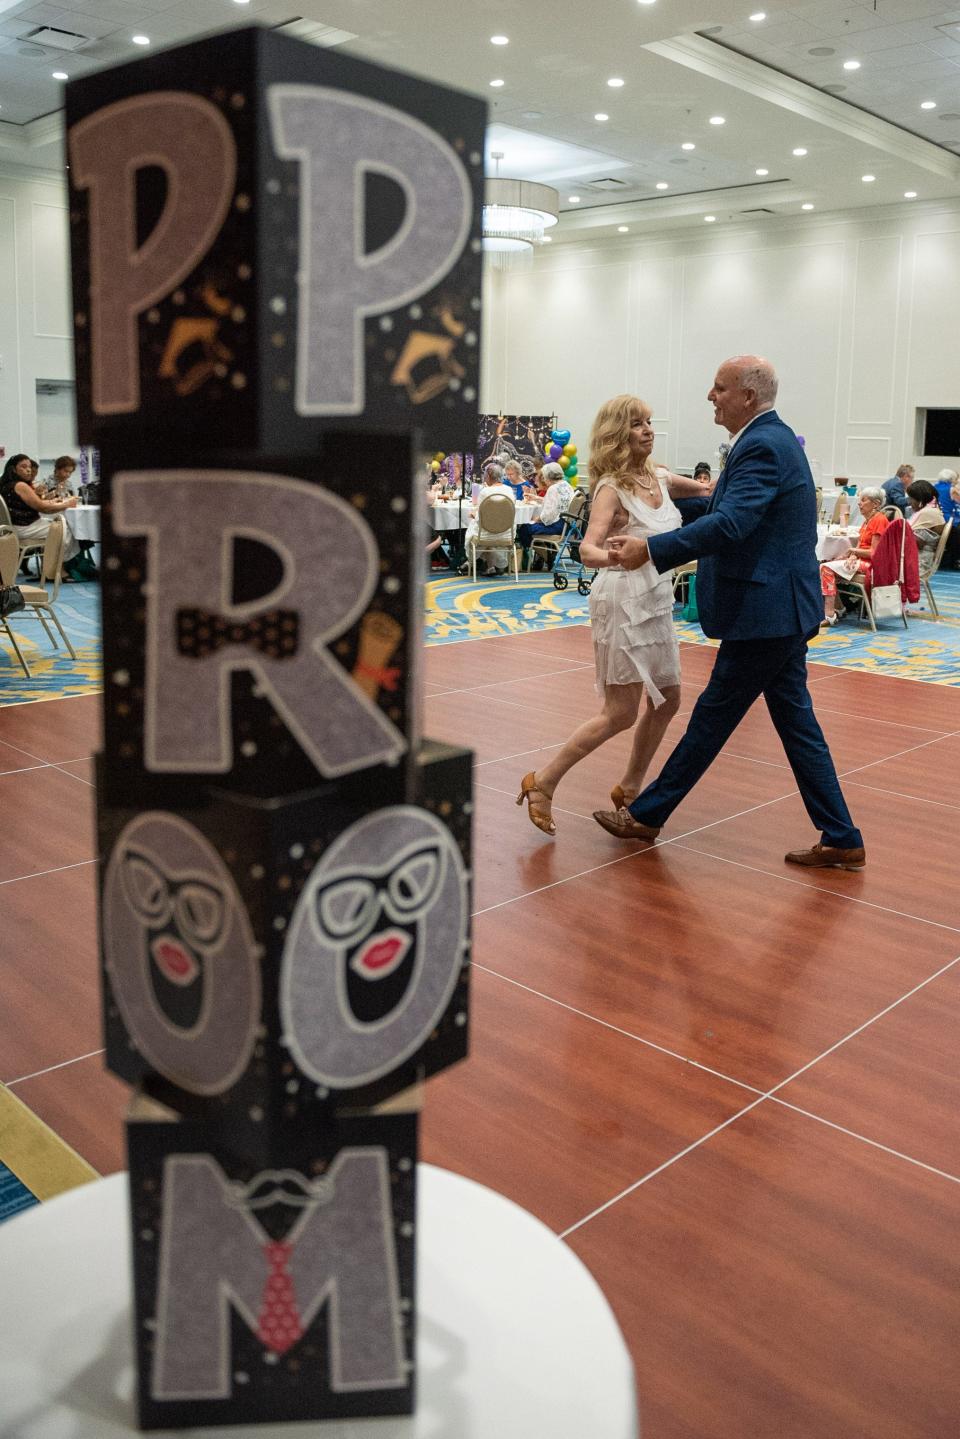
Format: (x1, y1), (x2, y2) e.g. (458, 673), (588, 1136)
(555, 429), (571, 444)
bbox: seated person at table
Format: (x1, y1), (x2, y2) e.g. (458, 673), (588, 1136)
(517, 462), (574, 569)
(906, 480), (945, 579)
(463, 463), (516, 575)
(502, 459), (526, 499)
(820, 485), (889, 625)
(45, 454), (77, 498)
(882, 464), (913, 515)
(0, 452), (79, 575)
(939, 467), (960, 506)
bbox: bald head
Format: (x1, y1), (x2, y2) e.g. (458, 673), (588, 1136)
(708, 354), (779, 435)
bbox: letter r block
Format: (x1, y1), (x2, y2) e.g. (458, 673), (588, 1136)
(65, 26), (485, 455)
(98, 741), (472, 1163)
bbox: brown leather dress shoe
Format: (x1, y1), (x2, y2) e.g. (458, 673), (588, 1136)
(784, 842), (865, 871)
(592, 808), (660, 842)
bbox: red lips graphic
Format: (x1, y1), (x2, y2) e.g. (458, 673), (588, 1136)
(351, 929), (411, 980)
(151, 934), (199, 986)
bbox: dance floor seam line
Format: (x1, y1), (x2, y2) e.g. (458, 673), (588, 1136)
(675, 843), (960, 937)
(767, 1097), (960, 1188)
(0, 858), (97, 888)
(426, 660), (594, 699)
(5, 1049), (106, 1089)
(810, 705), (949, 737)
(843, 778), (960, 813)
(48, 763), (94, 788)
(472, 963), (766, 1098)
(837, 730), (959, 780)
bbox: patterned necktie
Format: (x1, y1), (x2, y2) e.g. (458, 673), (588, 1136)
(257, 1240), (304, 1355)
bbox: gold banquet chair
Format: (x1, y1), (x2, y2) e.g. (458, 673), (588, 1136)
(467, 492), (519, 582)
(0, 527), (32, 677)
(919, 517), (954, 620)
(13, 517), (78, 663)
(0, 493), (44, 579)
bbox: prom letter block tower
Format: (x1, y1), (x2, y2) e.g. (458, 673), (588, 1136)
(66, 26), (484, 1430)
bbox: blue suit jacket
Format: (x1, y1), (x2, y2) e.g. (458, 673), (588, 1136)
(647, 410), (822, 641)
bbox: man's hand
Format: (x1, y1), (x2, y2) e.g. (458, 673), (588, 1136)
(607, 535), (649, 570)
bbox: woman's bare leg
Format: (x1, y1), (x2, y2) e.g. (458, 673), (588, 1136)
(532, 682), (644, 799)
(616, 684), (682, 802)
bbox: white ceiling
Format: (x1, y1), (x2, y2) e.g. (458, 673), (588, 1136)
(0, 0), (959, 240)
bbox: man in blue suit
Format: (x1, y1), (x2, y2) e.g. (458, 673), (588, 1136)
(593, 355), (864, 869)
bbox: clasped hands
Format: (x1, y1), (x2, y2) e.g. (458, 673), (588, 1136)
(606, 534), (649, 570)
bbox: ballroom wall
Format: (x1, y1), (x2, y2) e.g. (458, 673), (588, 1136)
(481, 198), (960, 484)
(0, 167), (74, 464)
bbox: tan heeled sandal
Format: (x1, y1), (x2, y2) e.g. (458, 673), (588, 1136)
(610, 784), (639, 810)
(517, 772), (556, 836)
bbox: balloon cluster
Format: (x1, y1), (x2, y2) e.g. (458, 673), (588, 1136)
(429, 450), (446, 473)
(545, 428), (578, 483)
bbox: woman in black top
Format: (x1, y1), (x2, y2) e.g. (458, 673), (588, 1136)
(0, 452), (80, 572)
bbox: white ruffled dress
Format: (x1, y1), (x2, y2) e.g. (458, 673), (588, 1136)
(588, 476), (682, 707)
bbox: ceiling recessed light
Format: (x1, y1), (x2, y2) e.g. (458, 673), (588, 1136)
(132, 34), (150, 46)
(542, 236), (552, 243)
(920, 100), (937, 110)
(233, 0), (250, 5)
(755, 167), (769, 176)
(843, 59), (860, 71)
(655, 181), (669, 190)
(637, 1), (657, 6)
(801, 203), (814, 211)
(594, 112), (609, 121)
(809, 46), (835, 57)
(749, 11), (766, 20)
(490, 79), (504, 87)
(568, 195), (581, 203)
(861, 174), (876, 183)
(490, 35), (509, 46)
(607, 77), (625, 88)
(52, 70), (68, 80)
(792, 147), (808, 157)
(709, 115), (725, 126)
(681, 142), (696, 151)
(617, 225), (629, 232)
(904, 191), (917, 198)
(704, 215), (716, 223)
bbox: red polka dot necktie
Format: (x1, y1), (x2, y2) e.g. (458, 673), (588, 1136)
(257, 1240), (304, 1354)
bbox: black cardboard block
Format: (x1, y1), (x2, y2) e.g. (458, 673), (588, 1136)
(99, 742), (472, 1157)
(127, 1101), (417, 1429)
(65, 25), (485, 455)
(95, 434), (422, 806)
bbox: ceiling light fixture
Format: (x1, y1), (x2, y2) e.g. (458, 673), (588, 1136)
(681, 142), (696, 151)
(801, 203), (814, 211)
(594, 112), (609, 121)
(920, 100), (937, 110)
(792, 147), (807, 156)
(490, 35), (509, 46)
(861, 173), (876, 182)
(755, 167), (769, 176)
(568, 195), (581, 203)
(749, 11), (766, 20)
(656, 181), (669, 190)
(843, 59), (860, 71)
(233, 0), (250, 6)
(704, 214), (716, 223)
(490, 79), (504, 87)
(52, 70), (68, 80)
(132, 35), (150, 46)
(904, 191), (917, 198)
(482, 151), (559, 268)
(617, 225), (629, 232)
(709, 115), (725, 125)
(607, 77), (625, 88)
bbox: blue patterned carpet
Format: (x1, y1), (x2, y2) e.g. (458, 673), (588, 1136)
(2, 572), (959, 703)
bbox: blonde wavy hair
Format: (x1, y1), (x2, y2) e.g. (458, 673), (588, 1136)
(588, 394), (657, 495)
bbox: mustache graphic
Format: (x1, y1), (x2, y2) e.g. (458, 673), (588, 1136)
(227, 1169), (333, 1210)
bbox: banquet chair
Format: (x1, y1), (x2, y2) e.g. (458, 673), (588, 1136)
(467, 492), (519, 582)
(530, 488), (588, 572)
(672, 560), (697, 600)
(14, 517), (78, 662)
(0, 527), (32, 677)
(0, 494), (43, 579)
(918, 517), (953, 620)
(837, 518), (917, 633)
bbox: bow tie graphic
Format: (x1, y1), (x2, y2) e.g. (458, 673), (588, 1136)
(176, 608), (299, 660)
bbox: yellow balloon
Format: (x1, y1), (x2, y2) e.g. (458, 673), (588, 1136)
(430, 460), (441, 472)
(558, 454), (570, 470)
(435, 452), (446, 462)
(544, 447), (554, 461)
(562, 443), (575, 457)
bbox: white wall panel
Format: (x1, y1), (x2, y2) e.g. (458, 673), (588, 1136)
(844, 435), (891, 480)
(0, 196), (18, 451)
(907, 229), (960, 407)
(31, 202), (71, 339)
(847, 235), (900, 424)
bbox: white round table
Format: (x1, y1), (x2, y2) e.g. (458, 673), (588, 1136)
(64, 504), (101, 544)
(0, 1166), (637, 1438)
(430, 500), (541, 533)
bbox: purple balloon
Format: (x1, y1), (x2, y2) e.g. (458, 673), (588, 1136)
(549, 443), (563, 460)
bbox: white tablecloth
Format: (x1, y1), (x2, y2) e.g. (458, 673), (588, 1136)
(64, 504), (101, 544)
(816, 524), (859, 562)
(430, 499), (541, 533)
(0, 1166), (638, 1438)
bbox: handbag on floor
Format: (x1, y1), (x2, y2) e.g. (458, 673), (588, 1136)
(1, 584), (25, 616)
(870, 519), (907, 620)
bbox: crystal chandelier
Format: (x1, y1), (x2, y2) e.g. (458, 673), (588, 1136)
(482, 152), (559, 267)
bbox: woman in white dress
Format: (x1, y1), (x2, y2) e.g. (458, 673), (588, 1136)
(517, 394), (708, 835)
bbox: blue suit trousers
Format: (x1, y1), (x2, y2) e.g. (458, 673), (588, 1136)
(629, 635), (863, 848)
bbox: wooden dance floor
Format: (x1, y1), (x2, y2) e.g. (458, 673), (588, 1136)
(2, 626), (959, 1438)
